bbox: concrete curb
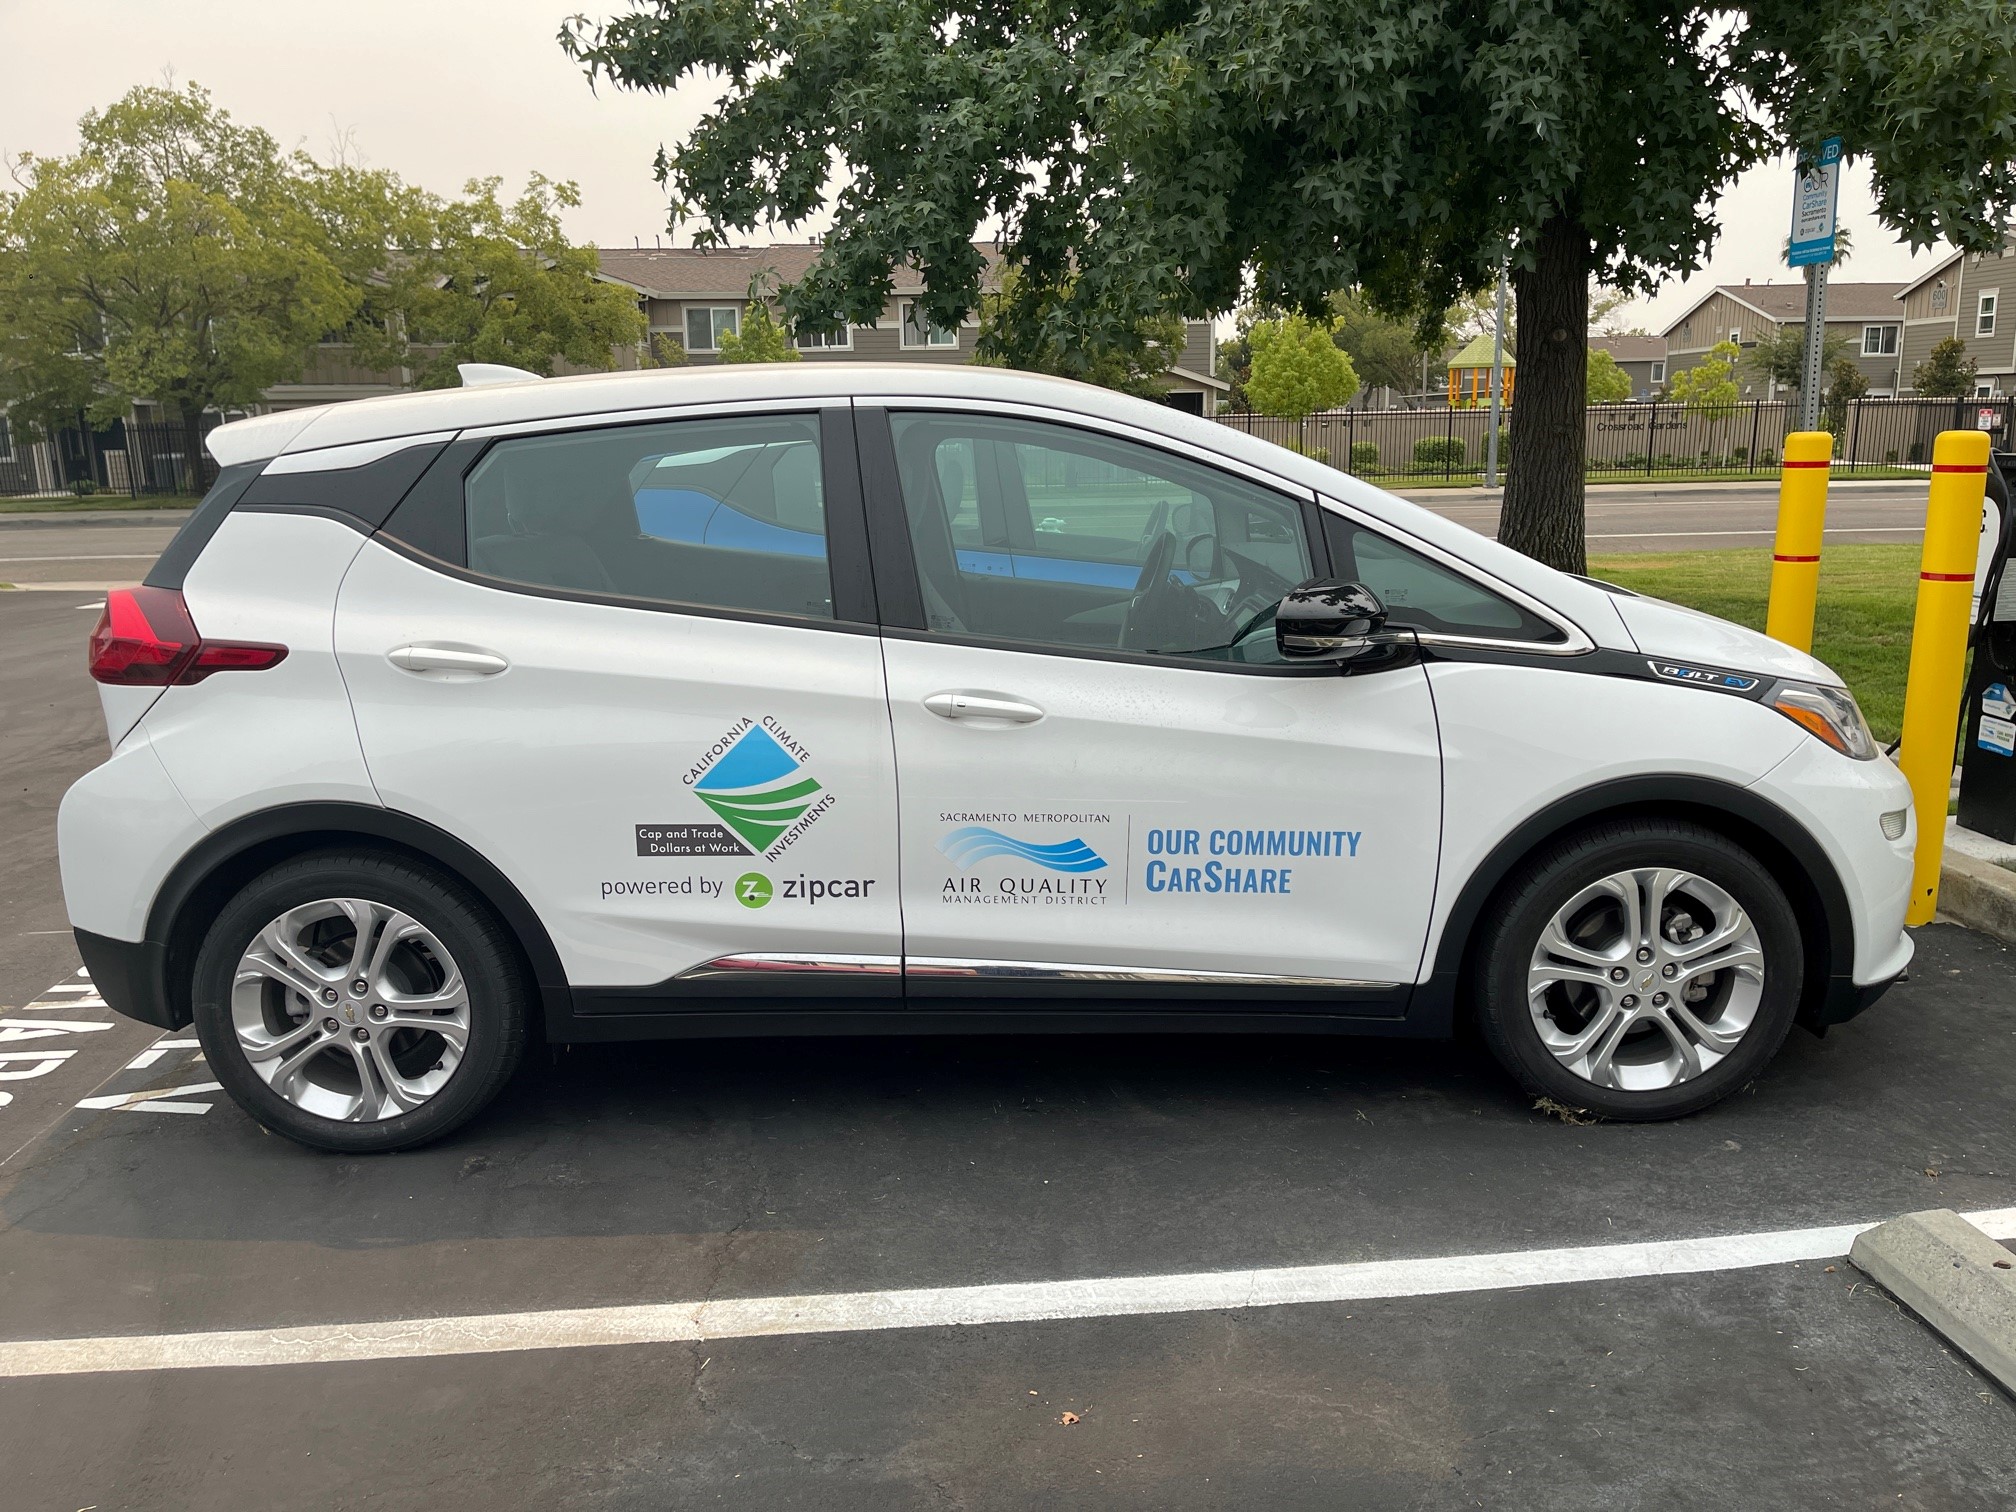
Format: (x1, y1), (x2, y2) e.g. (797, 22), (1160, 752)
(1850, 1209), (2016, 1395)
(1939, 849), (2016, 944)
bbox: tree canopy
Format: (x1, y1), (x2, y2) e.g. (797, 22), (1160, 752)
(974, 267), (1184, 398)
(1742, 324), (1852, 395)
(564, 0), (2016, 573)
(0, 82), (643, 473)
(1586, 349), (1634, 404)
(0, 82), (363, 469)
(1246, 314), (1359, 418)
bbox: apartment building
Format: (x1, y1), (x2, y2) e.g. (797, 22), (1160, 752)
(1587, 334), (1667, 399)
(1660, 281), (1909, 397)
(1896, 234), (2015, 396)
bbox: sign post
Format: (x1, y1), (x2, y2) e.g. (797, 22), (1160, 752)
(1788, 137), (1843, 432)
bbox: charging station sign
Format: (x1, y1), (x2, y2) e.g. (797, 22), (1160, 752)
(1788, 138), (1843, 268)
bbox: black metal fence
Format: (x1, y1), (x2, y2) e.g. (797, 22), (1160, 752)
(1217, 396), (2016, 483)
(0, 417), (222, 500)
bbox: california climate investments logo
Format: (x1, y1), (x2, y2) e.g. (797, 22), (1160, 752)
(939, 826), (1107, 873)
(637, 716), (835, 861)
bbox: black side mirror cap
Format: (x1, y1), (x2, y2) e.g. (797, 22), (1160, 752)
(1277, 579), (1388, 658)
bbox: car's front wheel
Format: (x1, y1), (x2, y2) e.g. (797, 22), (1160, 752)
(1474, 819), (1804, 1120)
(192, 850), (529, 1152)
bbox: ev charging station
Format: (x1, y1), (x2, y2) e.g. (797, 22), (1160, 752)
(1956, 449), (2016, 844)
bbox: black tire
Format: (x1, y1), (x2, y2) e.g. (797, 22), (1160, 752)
(191, 849), (529, 1152)
(1473, 818), (1804, 1121)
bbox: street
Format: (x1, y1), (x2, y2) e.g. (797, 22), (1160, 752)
(2, 573), (2014, 1508)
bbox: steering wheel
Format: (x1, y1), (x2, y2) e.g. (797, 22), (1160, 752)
(1119, 530), (1185, 651)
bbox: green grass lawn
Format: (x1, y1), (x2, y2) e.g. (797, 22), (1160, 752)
(0, 493), (200, 514)
(1586, 544), (1920, 742)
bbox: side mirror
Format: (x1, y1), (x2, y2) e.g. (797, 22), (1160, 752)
(1276, 579), (1402, 665)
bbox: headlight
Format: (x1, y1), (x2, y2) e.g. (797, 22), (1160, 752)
(1769, 680), (1879, 760)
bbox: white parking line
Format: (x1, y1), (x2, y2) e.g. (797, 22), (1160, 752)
(3, 1207), (2011, 1379)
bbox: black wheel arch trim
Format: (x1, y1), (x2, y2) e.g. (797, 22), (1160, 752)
(1413, 773), (1858, 1036)
(134, 801), (572, 1034)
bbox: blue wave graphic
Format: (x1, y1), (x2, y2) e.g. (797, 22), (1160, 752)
(939, 826), (1108, 873)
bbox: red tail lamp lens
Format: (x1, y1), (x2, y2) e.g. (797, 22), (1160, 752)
(88, 586), (287, 686)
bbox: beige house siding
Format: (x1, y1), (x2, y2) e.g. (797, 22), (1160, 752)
(1959, 251), (2013, 383)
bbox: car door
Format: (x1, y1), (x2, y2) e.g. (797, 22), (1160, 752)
(863, 404), (1444, 1009)
(334, 403), (902, 1007)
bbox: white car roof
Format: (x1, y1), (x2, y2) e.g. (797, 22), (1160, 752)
(206, 363), (1634, 650)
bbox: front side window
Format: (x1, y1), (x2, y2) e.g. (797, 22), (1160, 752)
(466, 414), (834, 620)
(889, 412), (1311, 663)
(1862, 325), (1898, 356)
(685, 306), (741, 352)
(901, 301), (959, 349)
(1324, 518), (1565, 645)
(1980, 293), (1999, 338)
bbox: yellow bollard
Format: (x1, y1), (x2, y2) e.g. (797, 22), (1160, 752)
(1765, 432), (1834, 652)
(1897, 429), (1991, 925)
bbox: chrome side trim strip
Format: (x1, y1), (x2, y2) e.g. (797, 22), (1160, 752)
(675, 953), (901, 981)
(905, 957), (1395, 989)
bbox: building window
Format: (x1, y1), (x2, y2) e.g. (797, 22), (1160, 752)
(1862, 324), (1899, 356)
(793, 325), (852, 352)
(901, 301), (959, 349)
(1979, 381), (1999, 398)
(1729, 328), (1742, 345)
(685, 306), (741, 353)
(1649, 361), (1665, 384)
(1979, 292), (1998, 338)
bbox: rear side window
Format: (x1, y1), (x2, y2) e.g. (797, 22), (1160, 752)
(1324, 517), (1563, 644)
(465, 415), (834, 620)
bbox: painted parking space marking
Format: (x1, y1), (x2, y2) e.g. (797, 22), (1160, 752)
(3, 1206), (2011, 1380)
(74, 1081), (220, 1116)
(125, 1039), (199, 1071)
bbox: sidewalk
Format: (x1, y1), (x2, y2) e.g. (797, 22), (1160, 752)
(0, 506), (194, 527)
(1388, 477), (1926, 507)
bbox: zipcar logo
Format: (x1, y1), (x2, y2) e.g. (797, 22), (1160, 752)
(938, 826), (1108, 874)
(1649, 661), (1761, 693)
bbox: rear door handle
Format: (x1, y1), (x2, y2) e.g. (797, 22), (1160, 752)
(923, 690), (1044, 724)
(387, 644), (510, 677)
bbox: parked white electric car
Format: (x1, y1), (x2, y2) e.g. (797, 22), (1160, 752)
(60, 364), (1915, 1151)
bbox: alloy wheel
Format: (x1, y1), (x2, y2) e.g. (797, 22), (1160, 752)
(230, 897), (471, 1122)
(1526, 867), (1766, 1092)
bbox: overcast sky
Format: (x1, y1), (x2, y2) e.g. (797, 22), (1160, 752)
(0, 0), (1955, 335)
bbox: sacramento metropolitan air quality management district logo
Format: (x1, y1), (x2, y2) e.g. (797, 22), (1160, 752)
(635, 716), (836, 862)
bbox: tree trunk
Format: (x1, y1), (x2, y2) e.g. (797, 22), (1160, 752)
(1498, 213), (1589, 574)
(178, 403), (206, 496)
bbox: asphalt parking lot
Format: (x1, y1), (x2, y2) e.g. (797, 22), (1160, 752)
(2, 582), (2014, 1509)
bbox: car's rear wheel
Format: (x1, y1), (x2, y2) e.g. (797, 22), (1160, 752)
(192, 850), (528, 1152)
(1474, 819), (1804, 1120)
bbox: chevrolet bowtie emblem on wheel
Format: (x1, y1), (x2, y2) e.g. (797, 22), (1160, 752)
(339, 1002), (359, 1025)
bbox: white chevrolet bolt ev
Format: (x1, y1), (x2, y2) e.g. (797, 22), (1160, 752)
(59, 364), (1917, 1151)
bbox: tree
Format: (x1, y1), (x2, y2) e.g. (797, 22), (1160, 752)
(0, 82), (363, 485)
(370, 176), (646, 388)
(1586, 348), (1634, 404)
(715, 273), (803, 363)
(1913, 335), (1978, 397)
(974, 266), (1183, 398)
(1246, 315), (1360, 419)
(1328, 291), (1426, 395)
(1665, 340), (1741, 418)
(1823, 352), (1870, 437)
(564, 1), (2016, 576)
(1743, 325), (1852, 396)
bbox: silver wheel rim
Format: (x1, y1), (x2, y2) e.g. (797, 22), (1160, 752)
(230, 898), (471, 1122)
(1527, 867), (1766, 1093)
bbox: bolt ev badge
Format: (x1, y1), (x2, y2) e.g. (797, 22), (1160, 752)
(1648, 661), (1761, 693)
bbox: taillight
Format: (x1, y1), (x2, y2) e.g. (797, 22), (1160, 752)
(88, 586), (288, 686)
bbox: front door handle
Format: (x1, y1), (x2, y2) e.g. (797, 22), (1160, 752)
(923, 690), (1045, 724)
(387, 644), (510, 677)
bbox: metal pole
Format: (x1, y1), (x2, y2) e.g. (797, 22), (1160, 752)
(1485, 259), (1508, 490)
(1799, 262), (1830, 432)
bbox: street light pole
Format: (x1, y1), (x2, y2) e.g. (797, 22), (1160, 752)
(1485, 258), (1509, 489)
